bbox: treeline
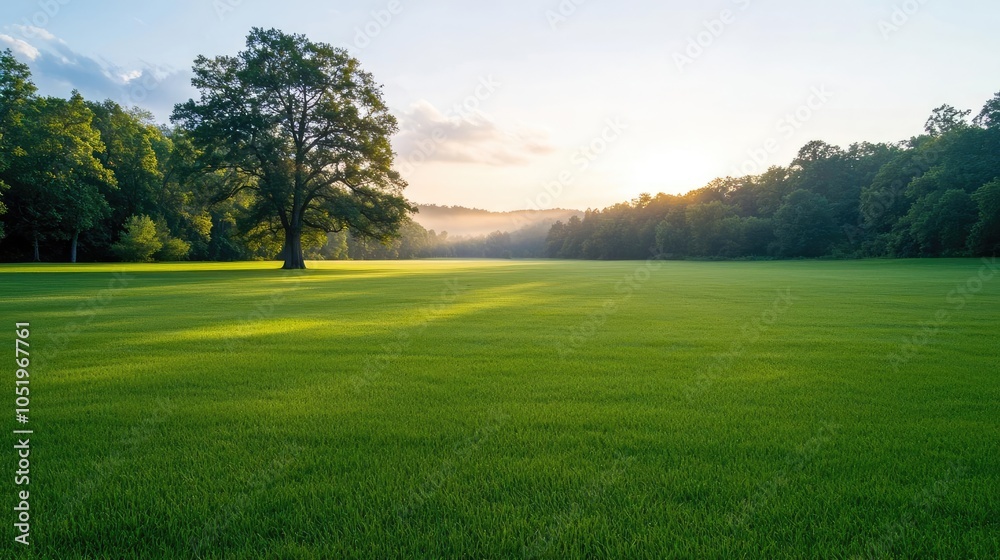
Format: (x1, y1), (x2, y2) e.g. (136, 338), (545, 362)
(0, 50), (271, 263)
(547, 97), (1000, 260)
(0, 48), (558, 264)
(3, 43), (998, 263)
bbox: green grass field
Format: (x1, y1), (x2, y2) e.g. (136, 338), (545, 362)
(2, 259), (998, 559)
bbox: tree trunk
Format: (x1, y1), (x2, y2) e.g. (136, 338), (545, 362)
(33, 234), (40, 262)
(282, 228), (306, 269)
(70, 230), (79, 263)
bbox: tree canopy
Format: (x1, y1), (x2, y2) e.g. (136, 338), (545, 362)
(171, 28), (413, 269)
(544, 93), (1000, 261)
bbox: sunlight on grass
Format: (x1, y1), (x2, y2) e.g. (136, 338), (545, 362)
(1, 260), (996, 558)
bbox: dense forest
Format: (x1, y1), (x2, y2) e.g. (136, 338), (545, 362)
(2, 45), (997, 262)
(0, 47), (559, 263)
(546, 100), (1000, 260)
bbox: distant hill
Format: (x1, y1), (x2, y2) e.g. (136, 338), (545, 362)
(412, 204), (581, 238)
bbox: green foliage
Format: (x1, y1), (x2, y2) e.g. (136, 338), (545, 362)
(86, 100), (162, 223)
(968, 179), (1000, 255)
(654, 209), (688, 258)
(774, 190), (837, 257)
(112, 214), (162, 262)
(904, 190), (977, 256)
(157, 237), (192, 261)
(973, 91), (1000, 129)
(307, 230), (349, 260)
(740, 216), (775, 256)
(0, 49), (997, 264)
(685, 201), (737, 256)
(172, 28), (415, 269)
(1, 92), (115, 260)
(924, 104), (971, 136)
(859, 150), (924, 234)
(153, 218), (192, 261)
(0, 49), (36, 177)
(549, 93), (1000, 261)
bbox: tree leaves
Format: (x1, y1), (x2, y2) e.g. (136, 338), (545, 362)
(172, 28), (414, 268)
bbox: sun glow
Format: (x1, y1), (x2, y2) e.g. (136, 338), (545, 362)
(623, 149), (718, 195)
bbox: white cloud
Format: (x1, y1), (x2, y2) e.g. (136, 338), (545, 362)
(120, 69), (143, 83)
(0, 34), (41, 60)
(1, 26), (193, 122)
(12, 25), (57, 42)
(394, 100), (555, 167)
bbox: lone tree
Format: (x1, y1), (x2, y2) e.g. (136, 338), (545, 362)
(172, 28), (414, 269)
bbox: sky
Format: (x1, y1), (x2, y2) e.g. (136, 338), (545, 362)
(2, 0), (999, 212)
